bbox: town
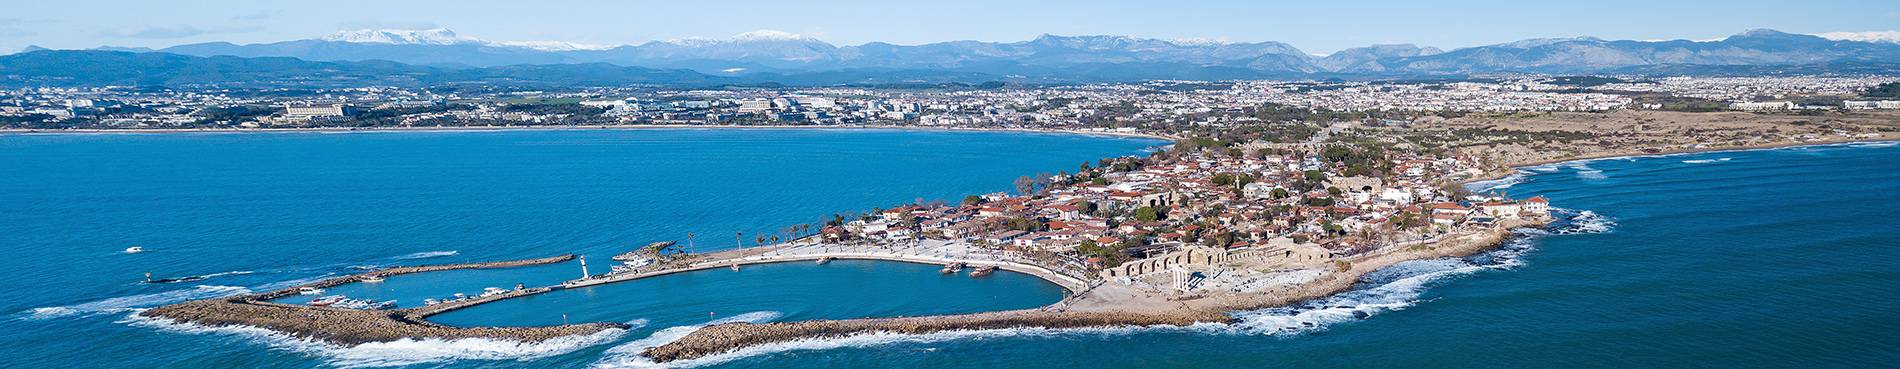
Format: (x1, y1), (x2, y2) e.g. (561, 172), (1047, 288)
(4, 76), (1899, 132)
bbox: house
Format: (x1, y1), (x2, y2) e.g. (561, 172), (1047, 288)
(1523, 196), (1550, 213)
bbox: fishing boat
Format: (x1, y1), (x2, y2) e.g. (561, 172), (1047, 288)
(816, 256), (833, 265)
(359, 275), (385, 283)
(307, 295), (345, 306)
(970, 265), (997, 277)
(123, 246), (144, 254)
(941, 262), (965, 274)
(334, 299), (371, 310)
(297, 287), (325, 295)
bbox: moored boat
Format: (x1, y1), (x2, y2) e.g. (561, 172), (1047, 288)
(971, 265), (997, 277)
(816, 256), (833, 265)
(297, 287), (325, 295)
(359, 275), (385, 283)
(307, 295), (345, 306)
(941, 262), (965, 274)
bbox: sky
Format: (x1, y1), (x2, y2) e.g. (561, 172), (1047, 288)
(3, 0), (1899, 54)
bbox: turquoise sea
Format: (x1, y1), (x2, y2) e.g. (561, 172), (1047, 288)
(3, 130), (1897, 368)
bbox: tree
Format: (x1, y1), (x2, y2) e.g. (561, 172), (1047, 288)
(1134, 207), (1161, 222)
(1013, 175), (1036, 195)
(1303, 169), (1327, 183)
(962, 195), (984, 206)
(1271, 188), (1290, 199)
(1090, 177), (1109, 186)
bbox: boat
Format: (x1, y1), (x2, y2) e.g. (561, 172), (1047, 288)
(452, 293), (467, 300)
(423, 298), (440, 306)
(373, 300), (399, 310)
(359, 275), (385, 283)
(297, 287), (325, 295)
(816, 256), (833, 265)
(334, 299), (371, 310)
(123, 246), (144, 254)
(730, 263), (741, 271)
(970, 265), (997, 277)
(941, 262), (965, 274)
(480, 287), (507, 297)
(307, 295), (345, 306)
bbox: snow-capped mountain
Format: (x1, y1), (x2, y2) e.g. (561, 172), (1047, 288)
(130, 28), (1900, 79)
(318, 28), (612, 51)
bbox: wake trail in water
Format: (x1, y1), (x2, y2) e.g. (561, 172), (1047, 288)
(392, 250), (460, 260)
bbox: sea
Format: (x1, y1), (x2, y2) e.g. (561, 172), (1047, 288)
(3, 130), (1897, 368)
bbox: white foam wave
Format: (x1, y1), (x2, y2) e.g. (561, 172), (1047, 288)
(20, 285), (251, 320)
(1682, 157), (1731, 164)
(393, 250), (459, 260)
(1465, 172), (1525, 192)
(1849, 142), (1897, 148)
(123, 313), (628, 368)
(1551, 209), (1617, 235)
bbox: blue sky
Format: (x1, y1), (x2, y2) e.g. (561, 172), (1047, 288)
(3, 0), (1898, 54)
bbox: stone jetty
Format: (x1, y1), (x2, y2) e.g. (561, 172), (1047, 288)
(643, 309), (1231, 363)
(139, 254), (628, 345)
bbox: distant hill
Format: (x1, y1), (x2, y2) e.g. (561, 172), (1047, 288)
(8, 28), (1900, 88)
(0, 50), (731, 88)
(124, 28), (1900, 80)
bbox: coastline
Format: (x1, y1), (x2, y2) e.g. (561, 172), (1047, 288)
(0, 124), (1182, 142)
(1465, 137), (1900, 187)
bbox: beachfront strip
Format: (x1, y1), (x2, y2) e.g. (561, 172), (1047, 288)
(139, 133), (1557, 361)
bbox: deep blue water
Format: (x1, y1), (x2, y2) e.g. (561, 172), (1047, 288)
(0, 129), (1150, 368)
(4, 131), (1898, 368)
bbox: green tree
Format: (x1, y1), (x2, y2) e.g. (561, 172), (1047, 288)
(1134, 207), (1161, 222)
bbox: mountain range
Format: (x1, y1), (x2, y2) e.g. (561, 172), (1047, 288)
(5, 28), (1900, 87)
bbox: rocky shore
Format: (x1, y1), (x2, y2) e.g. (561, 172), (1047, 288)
(139, 254), (628, 345)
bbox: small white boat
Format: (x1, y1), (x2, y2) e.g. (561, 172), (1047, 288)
(479, 287), (507, 297)
(423, 298), (441, 305)
(816, 256), (833, 265)
(307, 295), (345, 306)
(452, 293), (467, 300)
(123, 246), (144, 254)
(359, 275), (385, 283)
(297, 287), (325, 295)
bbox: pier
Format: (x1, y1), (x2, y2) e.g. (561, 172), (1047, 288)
(139, 254), (629, 345)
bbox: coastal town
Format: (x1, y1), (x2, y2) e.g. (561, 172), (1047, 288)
(4, 76), (1899, 131)
(109, 73), (1900, 362)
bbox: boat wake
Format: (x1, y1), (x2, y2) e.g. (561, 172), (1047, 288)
(20, 285), (251, 320)
(122, 314), (633, 368)
(144, 270), (255, 284)
(392, 250), (460, 260)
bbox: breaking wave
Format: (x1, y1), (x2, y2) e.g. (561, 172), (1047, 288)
(20, 285), (251, 320)
(590, 311), (787, 368)
(1548, 209), (1617, 235)
(123, 314), (630, 368)
(1682, 157), (1731, 164)
(144, 270), (255, 284)
(1465, 172), (1526, 192)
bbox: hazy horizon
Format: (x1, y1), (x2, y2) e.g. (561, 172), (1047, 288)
(5, 0), (1899, 55)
